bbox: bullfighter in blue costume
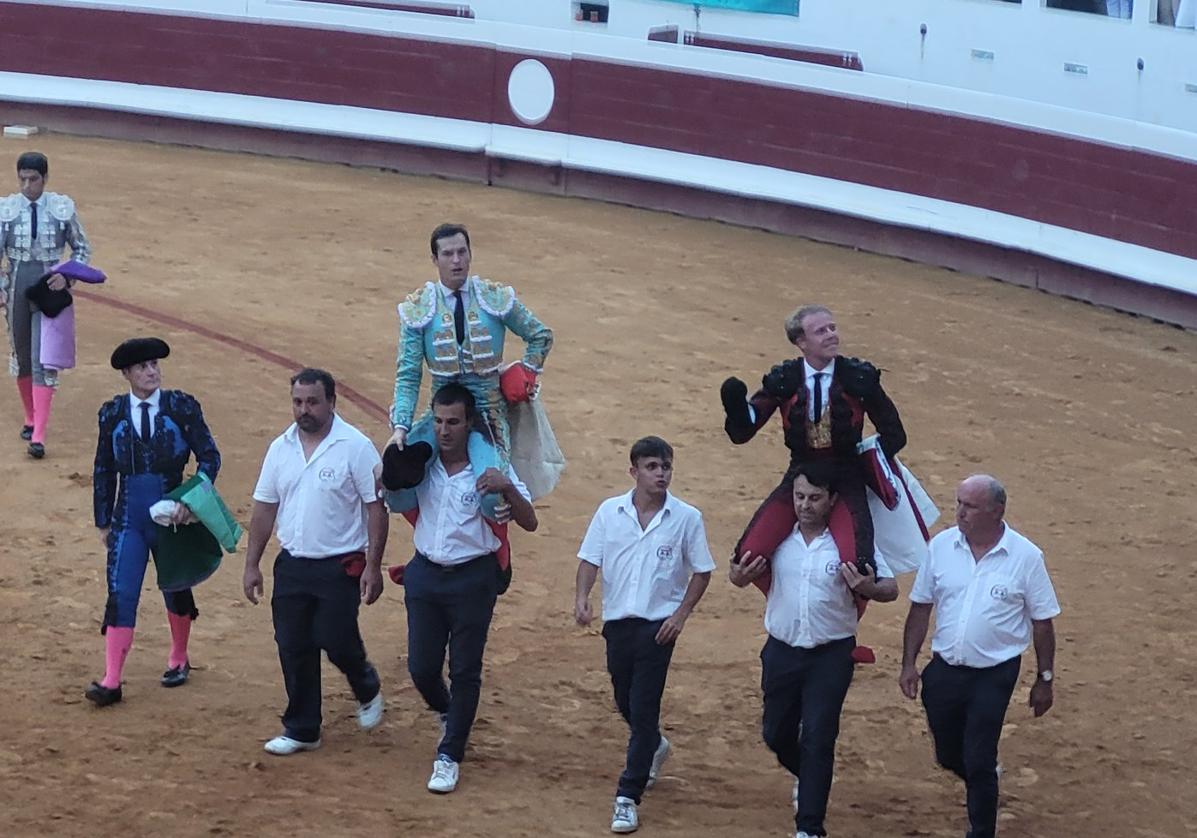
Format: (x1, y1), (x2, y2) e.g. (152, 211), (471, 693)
(387, 223), (553, 463)
(87, 337), (221, 707)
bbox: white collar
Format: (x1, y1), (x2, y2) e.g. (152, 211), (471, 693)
(804, 357), (836, 380)
(129, 388), (161, 408)
(792, 524), (833, 546)
(616, 488), (675, 517)
(954, 523), (1009, 558)
(438, 278), (472, 300)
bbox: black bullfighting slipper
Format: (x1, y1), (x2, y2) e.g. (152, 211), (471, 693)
(85, 682), (123, 707)
(19, 424), (33, 441)
(27, 442), (45, 459)
(160, 662), (191, 688)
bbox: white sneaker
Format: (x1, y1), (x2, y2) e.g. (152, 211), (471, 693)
(263, 735), (321, 756)
(795, 832), (817, 838)
(610, 796), (639, 833)
(427, 755), (460, 793)
(646, 735), (671, 789)
(357, 691), (384, 730)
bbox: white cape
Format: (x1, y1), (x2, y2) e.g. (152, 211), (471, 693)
(508, 394), (566, 501)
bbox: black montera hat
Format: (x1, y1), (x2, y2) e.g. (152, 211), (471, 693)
(111, 337), (170, 370)
(380, 441), (434, 491)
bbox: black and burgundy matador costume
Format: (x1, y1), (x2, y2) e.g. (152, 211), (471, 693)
(721, 355), (906, 571)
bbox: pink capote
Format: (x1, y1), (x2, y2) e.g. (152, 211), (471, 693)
(39, 304), (76, 370)
(37, 259), (106, 371)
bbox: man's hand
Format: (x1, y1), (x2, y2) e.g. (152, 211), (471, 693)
(575, 597), (593, 626)
(243, 565), (264, 604)
(360, 565), (383, 605)
(387, 426), (407, 451)
(1029, 679), (1054, 718)
(899, 664), (920, 700)
(168, 503), (197, 526)
(46, 273), (67, 291)
(841, 563), (877, 597)
(729, 552), (767, 588)
(97, 527), (109, 550)
(476, 467), (512, 496)
(0, 288), (7, 308)
(655, 608), (689, 645)
(372, 462), (386, 500)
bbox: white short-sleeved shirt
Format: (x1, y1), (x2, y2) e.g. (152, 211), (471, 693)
(414, 459), (530, 566)
(252, 414), (381, 559)
(577, 490), (717, 622)
(909, 524), (1061, 668)
(765, 527), (893, 649)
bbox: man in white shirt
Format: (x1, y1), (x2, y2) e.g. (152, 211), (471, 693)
(576, 436), (715, 834)
(731, 462), (897, 838)
(404, 383), (538, 794)
(242, 368), (388, 756)
(899, 475), (1060, 838)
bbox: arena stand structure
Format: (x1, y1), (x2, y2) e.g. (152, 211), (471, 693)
(0, 0), (1194, 326)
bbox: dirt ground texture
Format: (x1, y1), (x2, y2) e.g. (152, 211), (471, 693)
(0, 135), (1195, 838)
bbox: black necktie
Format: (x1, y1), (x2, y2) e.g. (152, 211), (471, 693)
(29, 202), (37, 239)
(811, 372), (824, 423)
(453, 289), (466, 345)
(139, 402), (151, 443)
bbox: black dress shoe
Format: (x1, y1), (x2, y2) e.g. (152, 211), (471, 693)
(19, 424), (33, 441)
(27, 442), (45, 459)
(85, 682), (123, 707)
(161, 662), (191, 688)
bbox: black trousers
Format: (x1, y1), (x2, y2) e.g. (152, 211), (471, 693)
(271, 550), (380, 742)
(760, 635), (856, 837)
(603, 618), (676, 804)
(921, 654), (1021, 838)
(404, 552), (499, 763)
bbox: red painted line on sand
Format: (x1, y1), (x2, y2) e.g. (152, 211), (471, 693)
(75, 289), (390, 423)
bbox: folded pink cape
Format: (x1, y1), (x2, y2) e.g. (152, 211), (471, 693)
(40, 304), (76, 370)
(36, 261), (105, 371)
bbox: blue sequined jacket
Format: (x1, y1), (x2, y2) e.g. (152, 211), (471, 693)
(93, 390), (221, 528)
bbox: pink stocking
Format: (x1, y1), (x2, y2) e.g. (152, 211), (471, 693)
(166, 612), (192, 670)
(101, 627), (134, 689)
(16, 376), (34, 426)
(31, 384), (54, 444)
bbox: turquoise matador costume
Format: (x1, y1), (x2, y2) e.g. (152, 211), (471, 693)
(390, 276), (553, 461)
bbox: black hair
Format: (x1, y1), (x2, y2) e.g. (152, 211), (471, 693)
(432, 382), (477, 420)
(430, 223), (471, 256)
(16, 152), (47, 176)
(629, 435), (674, 466)
(792, 461), (837, 494)
(290, 367), (336, 401)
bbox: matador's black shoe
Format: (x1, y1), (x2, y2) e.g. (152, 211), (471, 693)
(19, 424), (33, 441)
(85, 682), (123, 707)
(161, 662), (191, 688)
(27, 442), (45, 459)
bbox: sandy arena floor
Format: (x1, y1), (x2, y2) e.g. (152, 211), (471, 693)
(0, 135), (1195, 838)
